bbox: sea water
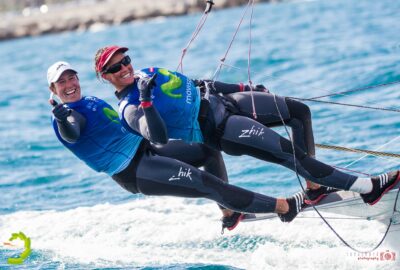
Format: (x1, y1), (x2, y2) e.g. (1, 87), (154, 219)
(0, 0), (400, 269)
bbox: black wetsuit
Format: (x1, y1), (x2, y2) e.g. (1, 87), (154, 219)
(54, 98), (278, 214)
(200, 82), (356, 190)
(118, 79), (357, 192)
(112, 140), (277, 213)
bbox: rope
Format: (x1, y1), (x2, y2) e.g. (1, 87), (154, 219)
(176, 0), (400, 252)
(176, 1), (214, 73)
(330, 165), (371, 177)
(344, 135), (400, 169)
(316, 143), (400, 159)
(246, 0), (257, 119)
(210, 63), (400, 114)
(309, 80), (400, 100)
(272, 93), (398, 253)
(288, 96), (400, 113)
(212, 0), (252, 81)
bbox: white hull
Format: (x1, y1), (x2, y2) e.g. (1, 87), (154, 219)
(243, 182), (400, 248)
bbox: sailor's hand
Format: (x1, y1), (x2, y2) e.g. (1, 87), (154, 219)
(193, 79), (217, 94)
(193, 79), (207, 93)
(193, 79), (205, 88)
(138, 73), (157, 102)
(49, 98), (58, 107)
(52, 103), (71, 122)
(247, 84), (269, 93)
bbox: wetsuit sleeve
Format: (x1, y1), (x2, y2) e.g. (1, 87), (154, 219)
(193, 79), (250, 94)
(213, 81), (245, 94)
(55, 110), (86, 143)
(123, 104), (168, 144)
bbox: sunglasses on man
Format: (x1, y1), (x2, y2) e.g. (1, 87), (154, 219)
(102, 55), (131, 74)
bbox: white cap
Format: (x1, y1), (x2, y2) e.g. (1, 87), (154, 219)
(47, 61), (77, 86)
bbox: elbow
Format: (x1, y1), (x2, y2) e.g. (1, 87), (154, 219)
(64, 138), (78, 144)
(152, 131), (169, 145)
(58, 127), (80, 144)
(159, 136), (169, 145)
(145, 119), (169, 145)
(63, 130), (80, 144)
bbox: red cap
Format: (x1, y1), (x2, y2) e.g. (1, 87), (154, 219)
(96, 45), (129, 72)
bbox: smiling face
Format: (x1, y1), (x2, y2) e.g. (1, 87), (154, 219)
(101, 52), (135, 92)
(50, 70), (82, 103)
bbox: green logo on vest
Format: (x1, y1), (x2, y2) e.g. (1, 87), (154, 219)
(103, 107), (120, 124)
(158, 69), (182, 98)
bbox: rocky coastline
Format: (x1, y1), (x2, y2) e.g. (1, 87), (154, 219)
(0, 0), (277, 41)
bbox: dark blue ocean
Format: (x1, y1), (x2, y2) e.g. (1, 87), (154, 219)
(1, 0), (400, 269)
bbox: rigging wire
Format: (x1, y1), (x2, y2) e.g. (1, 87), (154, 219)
(176, 0), (214, 73)
(176, 0), (400, 252)
(211, 0), (253, 81)
(316, 143), (400, 159)
(288, 96), (400, 113)
(309, 80), (400, 100)
(212, 62), (400, 113)
(272, 94), (400, 253)
(246, 0), (257, 119)
(213, 0), (400, 252)
(342, 135), (400, 169)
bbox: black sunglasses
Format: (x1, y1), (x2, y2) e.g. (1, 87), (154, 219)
(102, 55), (131, 74)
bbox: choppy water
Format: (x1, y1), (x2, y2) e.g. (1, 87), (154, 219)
(1, 0), (400, 269)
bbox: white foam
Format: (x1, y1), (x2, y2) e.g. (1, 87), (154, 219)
(0, 197), (398, 269)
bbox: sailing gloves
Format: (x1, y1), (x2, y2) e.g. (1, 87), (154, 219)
(52, 103), (71, 122)
(138, 73), (157, 104)
(247, 84), (269, 93)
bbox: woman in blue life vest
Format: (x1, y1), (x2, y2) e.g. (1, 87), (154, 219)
(48, 61), (309, 234)
(94, 45), (400, 221)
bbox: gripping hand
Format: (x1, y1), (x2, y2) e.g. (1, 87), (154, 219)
(52, 103), (71, 122)
(138, 73), (157, 102)
(248, 84), (269, 93)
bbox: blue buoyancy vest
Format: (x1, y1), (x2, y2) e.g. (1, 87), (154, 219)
(52, 96), (143, 175)
(119, 67), (203, 143)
